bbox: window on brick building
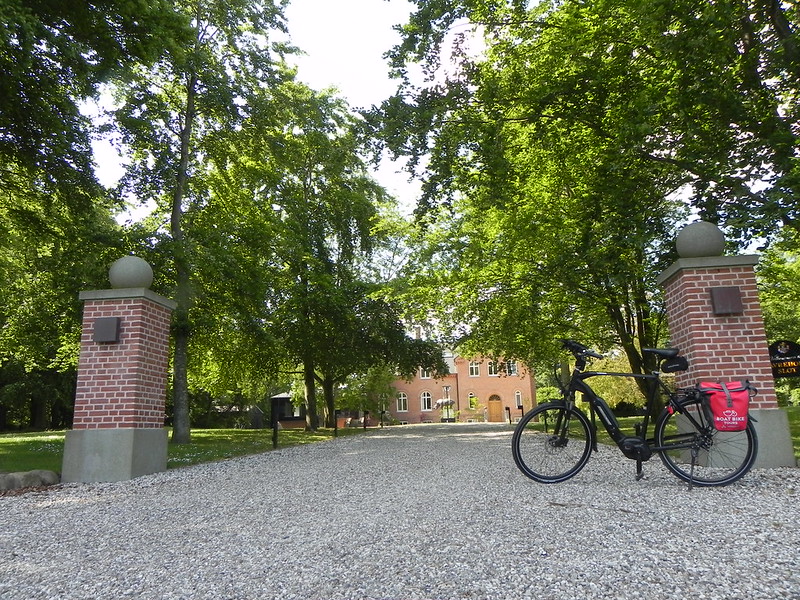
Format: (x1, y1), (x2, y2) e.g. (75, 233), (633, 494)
(488, 361), (499, 376)
(468, 392), (477, 409)
(420, 368), (432, 379)
(506, 360), (519, 376)
(421, 391), (432, 411)
(515, 390), (522, 408)
(397, 392), (408, 412)
(469, 361), (480, 376)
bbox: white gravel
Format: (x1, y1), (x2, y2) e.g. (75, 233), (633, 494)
(1, 423), (798, 600)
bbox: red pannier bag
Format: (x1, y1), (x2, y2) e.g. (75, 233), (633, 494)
(697, 381), (754, 432)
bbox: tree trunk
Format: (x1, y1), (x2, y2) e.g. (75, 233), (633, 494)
(762, 0), (800, 82)
(170, 70), (198, 445)
(303, 359), (319, 430)
(171, 326), (191, 442)
(29, 396), (48, 430)
(322, 375), (336, 428)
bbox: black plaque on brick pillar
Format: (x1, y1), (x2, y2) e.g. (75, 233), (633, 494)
(769, 340), (800, 378)
(93, 317), (121, 343)
(710, 286), (743, 315)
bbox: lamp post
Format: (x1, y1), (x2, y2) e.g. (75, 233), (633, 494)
(442, 385), (453, 422)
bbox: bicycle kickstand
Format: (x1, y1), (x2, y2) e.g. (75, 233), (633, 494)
(635, 459), (644, 481)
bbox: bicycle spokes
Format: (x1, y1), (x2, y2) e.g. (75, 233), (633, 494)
(512, 403), (593, 483)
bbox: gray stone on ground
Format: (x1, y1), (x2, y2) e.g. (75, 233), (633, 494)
(0, 470), (60, 491)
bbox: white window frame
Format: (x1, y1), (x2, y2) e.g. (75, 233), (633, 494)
(469, 361), (480, 377)
(420, 368), (432, 379)
(506, 360), (519, 376)
(515, 390), (523, 408)
(397, 392), (408, 412)
(488, 361), (499, 376)
(421, 391), (432, 411)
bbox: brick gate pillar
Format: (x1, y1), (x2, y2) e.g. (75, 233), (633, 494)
(62, 257), (177, 482)
(656, 222), (795, 467)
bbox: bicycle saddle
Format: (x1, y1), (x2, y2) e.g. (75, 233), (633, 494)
(642, 347), (680, 359)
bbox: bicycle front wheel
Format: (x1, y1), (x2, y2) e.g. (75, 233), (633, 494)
(655, 398), (758, 487)
(512, 402), (593, 483)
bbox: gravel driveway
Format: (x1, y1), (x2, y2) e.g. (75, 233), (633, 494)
(1, 423), (798, 600)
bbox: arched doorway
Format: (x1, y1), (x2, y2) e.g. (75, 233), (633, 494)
(487, 394), (503, 422)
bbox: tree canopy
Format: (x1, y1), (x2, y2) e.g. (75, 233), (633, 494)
(383, 0), (799, 240)
(0, 0), (189, 210)
(369, 0), (799, 381)
(192, 83), (446, 429)
(3, 0), (799, 429)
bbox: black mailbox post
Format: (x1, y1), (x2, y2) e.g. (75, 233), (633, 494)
(270, 396), (280, 449)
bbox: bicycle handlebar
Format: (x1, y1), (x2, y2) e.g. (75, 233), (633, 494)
(560, 339), (604, 360)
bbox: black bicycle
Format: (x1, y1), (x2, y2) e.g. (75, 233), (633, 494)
(512, 340), (758, 487)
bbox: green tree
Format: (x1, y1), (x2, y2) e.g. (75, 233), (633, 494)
(239, 86), (383, 430)
(337, 365), (397, 419)
(312, 278), (450, 427)
(385, 0), (800, 240)
(758, 229), (800, 405)
(0, 192), (121, 429)
(193, 79), (449, 429)
(371, 0), (800, 391)
(111, 0), (292, 442)
(374, 0), (690, 389)
(759, 230), (800, 342)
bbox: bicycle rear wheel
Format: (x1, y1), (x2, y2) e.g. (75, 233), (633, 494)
(655, 398), (757, 487)
(512, 402), (593, 483)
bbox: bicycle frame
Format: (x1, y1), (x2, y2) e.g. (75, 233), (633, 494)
(565, 358), (694, 462)
(570, 371), (659, 443)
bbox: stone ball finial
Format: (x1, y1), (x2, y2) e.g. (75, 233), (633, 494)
(109, 256), (154, 289)
(675, 221), (726, 258)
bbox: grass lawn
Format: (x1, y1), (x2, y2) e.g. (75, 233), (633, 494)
(3, 409), (800, 475)
(0, 427), (364, 474)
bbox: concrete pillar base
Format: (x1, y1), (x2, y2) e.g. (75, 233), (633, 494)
(62, 428), (168, 483)
(674, 407), (795, 469)
(750, 408), (796, 468)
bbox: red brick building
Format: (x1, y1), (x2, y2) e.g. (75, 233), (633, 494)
(387, 352), (536, 424)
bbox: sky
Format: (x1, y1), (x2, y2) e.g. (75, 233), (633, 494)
(284, 0), (413, 110)
(283, 0), (421, 207)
